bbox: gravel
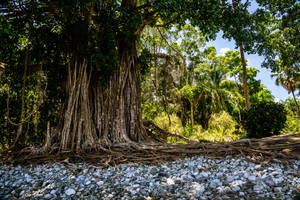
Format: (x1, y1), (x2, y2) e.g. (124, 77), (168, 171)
(0, 156), (299, 199)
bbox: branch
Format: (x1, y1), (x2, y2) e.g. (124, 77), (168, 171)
(135, 11), (158, 35)
(154, 18), (177, 28)
(156, 28), (185, 62)
(153, 53), (174, 59)
(143, 119), (211, 144)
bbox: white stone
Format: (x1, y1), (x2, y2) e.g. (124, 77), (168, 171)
(19, 191), (25, 196)
(97, 181), (104, 186)
(274, 187), (282, 192)
(226, 176), (234, 182)
(210, 179), (222, 188)
(44, 194), (52, 199)
(248, 175), (256, 182)
(199, 171), (209, 178)
(253, 185), (264, 192)
(232, 186), (241, 192)
(50, 190), (57, 195)
(231, 180), (244, 186)
(85, 180), (91, 185)
(192, 183), (205, 197)
(244, 172), (250, 178)
(239, 192), (245, 196)
(254, 165), (261, 169)
(274, 177), (284, 185)
(65, 188), (76, 196)
(166, 178), (175, 185)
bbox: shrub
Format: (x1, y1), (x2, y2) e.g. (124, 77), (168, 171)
(208, 111), (238, 131)
(191, 111), (242, 142)
(281, 109), (300, 134)
(153, 112), (183, 135)
(242, 101), (287, 138)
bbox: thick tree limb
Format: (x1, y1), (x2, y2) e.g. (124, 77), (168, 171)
(153, 53), (174, 59)
(154, 18), (177, 28)
(136, 11), (158, 35)
(143, 119), (211, 144)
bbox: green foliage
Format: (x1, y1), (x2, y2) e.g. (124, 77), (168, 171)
(282, 97), (300, 116)
(242, 101), (287, 138)
(138, 48), (152, 79)
(181, 126), (194, 138)
(153, 113), (183, 135)
(280, 98), (300, 134)
(142, 102), (162, 121)
(191, 111), (242, 142)
(281, 110), (300, 134)
(152, 111), (242, 143)
(255, 0), (299, 75)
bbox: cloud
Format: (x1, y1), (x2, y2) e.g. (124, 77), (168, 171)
(274, 97), (280, 103)
(219, 47), (231, 55)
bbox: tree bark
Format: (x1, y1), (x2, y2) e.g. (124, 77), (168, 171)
(190, 101), (194, 128)
(239, 44), (251, 110)
(58, 43), (149, 152)
(291, 90), (300, 116)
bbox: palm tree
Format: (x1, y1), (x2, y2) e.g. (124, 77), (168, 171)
(193, 50), (243, 129)
(272, 66), (299, 116)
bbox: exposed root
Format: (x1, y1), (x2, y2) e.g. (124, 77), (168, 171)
(1, 133), (299, 167)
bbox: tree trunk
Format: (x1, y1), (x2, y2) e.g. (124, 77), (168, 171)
(58, 44), (148, 152)
(232, 0), (251, 110)
(190, 101), (194, 128)
(291, 90), (300, 116)
(239, 44), (251, 110)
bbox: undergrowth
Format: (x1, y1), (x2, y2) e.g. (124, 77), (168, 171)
(153, 111), (242, 143)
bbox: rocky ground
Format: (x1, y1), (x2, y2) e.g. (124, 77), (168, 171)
(1, 155), (299, 200)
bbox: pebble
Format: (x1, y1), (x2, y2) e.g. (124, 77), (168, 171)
(0, 156), (299, 199)
(65, 188), (76, 196)
(248, 175), (256, 182)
